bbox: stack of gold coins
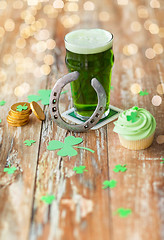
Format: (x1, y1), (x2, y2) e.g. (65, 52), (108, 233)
(7, 102), (32, 127)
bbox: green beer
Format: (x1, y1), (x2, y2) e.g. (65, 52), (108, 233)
(65, 29), (114, 119)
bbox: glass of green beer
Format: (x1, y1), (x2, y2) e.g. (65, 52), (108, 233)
(64, 29), (114, 119)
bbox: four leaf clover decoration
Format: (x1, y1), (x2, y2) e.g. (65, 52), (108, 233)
(24, 140), (36, 146)
(41, 195), (55, 204)
(73, 166), (88, 174)
(102, 180), (117, 189)
(126, 111), (139, 123)
(4, 164), (17, 174)
(16, 103), (28, 112)
(0, 100), (6, 106)
(113, 164), (127, 173)
(115, 208), (132, 218)
(47, 136), (94, 157)
(28, 89), (68, 105)
(139, 90), (149, 96)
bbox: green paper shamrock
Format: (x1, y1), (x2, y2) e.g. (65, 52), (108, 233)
(16, 103), (28, 112)
(139, 90), (149, 96)
(113, 164), (127, 172)
(160, 158), (164, 164)
(28, 89), (51, 105)
(28, 89), (69, 105)
(24, 140), (36, 146)
(115, 208), (132, 218)
(126, 112), (138, 123)
(102, 180), (117, 189)
(47, 136), (94, 157)
(73, 166), (88, 174)
(4, 164), (17, 174)
(0, 100), (6, 106)
(111, 86), (114, 90)
(41, 195), (55, 204)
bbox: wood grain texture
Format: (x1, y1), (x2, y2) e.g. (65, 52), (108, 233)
(0, 0), (164, 240)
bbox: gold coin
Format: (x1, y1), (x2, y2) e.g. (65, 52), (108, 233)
(30, 101), (45, 121)
(7, 118), (29, 127)
(7, 115), (29, 123)
(9, 110), (30, 119)
(11, 102), (32, 114)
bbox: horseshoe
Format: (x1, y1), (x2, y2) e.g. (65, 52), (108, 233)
(49, 71), (106, 132)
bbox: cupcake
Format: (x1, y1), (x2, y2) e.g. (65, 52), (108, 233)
(113, 106), (156, 150)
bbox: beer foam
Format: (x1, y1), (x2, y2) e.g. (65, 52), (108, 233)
(64, 29), (113, 54)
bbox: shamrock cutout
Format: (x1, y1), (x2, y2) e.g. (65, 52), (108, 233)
(4, 164), (17, 174)
(111, 86), (114, 90)
(160, 158), (164, 164)
(139, 90), (149, 96)
(126, 111), (139, 123)
(113, 164), (127, 173)
(24, 140), (36, 146)
(28, 89), (69, 105)
(47, 136), (94, 157)
(0, 100), (6, 106)
(41, 195), (55, 204)
(16, 103), (28, 112)
(102, 180), (117, 189)
(73, 166), (88, 174)
(115, 208), (132, 218)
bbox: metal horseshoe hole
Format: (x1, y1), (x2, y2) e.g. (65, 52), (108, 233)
(49, 71), (106, 132)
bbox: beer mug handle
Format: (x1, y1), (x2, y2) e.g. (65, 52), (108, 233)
(49, 71), (106, 132)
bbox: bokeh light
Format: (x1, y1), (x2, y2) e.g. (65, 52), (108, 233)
(4, 19), (15, 32)
(3, 54), (13, 65)
(117, 0), (128, 5)
(145, 48), (156, 59)
(99, 11), (110, 22)
(40, 64), (51, 75)
(130, 21), (141, 32)
(13, 0), (24, 9)
(16, 38), (26, 49)
(0, 1), (7, 10)
(53, 0), (64, 9)
(130, 83), (141, 94)
(65, 2), (79, 11)
(14, 82), (30, 97)
(35, 29), (50, 41)
(151, 95), (162, 106)
(123, 43), (138, 56)
(44, 54), (54, 65)
(83, 1), (95, 11)
(150, 0), (160, 8)
(149, 23), (159, 34)
(137, 6), (149, 18)
(153, 43), (163, 54)
(46, 39), (56, 50)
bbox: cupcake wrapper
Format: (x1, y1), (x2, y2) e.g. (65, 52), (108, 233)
(118, 133), (155, 150)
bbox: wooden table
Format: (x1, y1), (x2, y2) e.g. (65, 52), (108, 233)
(0, 0), (164, 239)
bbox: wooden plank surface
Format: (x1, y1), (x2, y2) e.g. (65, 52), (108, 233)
(0, 0), (164, 240)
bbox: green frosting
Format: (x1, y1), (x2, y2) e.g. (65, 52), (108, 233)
(113, 106), (156, 140)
